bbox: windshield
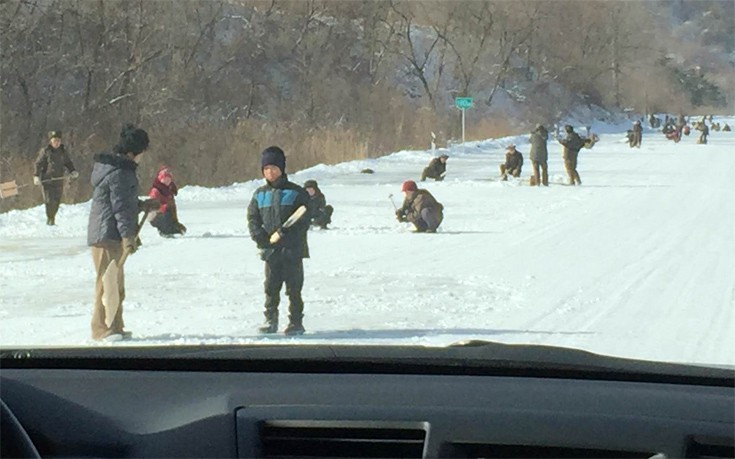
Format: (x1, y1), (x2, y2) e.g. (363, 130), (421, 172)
(1, 0), (733, 368)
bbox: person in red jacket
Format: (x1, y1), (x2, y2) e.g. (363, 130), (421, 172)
(148, 166), (186, 237)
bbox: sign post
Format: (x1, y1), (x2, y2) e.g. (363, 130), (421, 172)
(454, 97), (474, 143)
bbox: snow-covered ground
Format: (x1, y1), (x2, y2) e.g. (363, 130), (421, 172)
(1, 118), (733, 367)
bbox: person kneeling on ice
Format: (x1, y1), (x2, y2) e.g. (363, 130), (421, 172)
(395, 180), (443, 233)
(421, 153), (448, 181)
(148, 166), (186, 237)
(248, 146), (311, 335)
(499, 144), (523, 180)
(303, 179), (334, 229)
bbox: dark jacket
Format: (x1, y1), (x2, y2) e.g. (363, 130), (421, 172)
(424, 157), (446, 178)
(34, 145), (75, 181)
(87, 153), (140, 246)
(307, 191), (328, 220)
(248, 175), (310, 261)
(398, 189), (443, 224)
(560, 132), (586, 160)
(529, 128), (548, 163)
(503, 149), (524, 170)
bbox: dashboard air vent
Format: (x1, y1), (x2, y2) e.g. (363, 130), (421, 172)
(441, 443), (656, 458)
(259, 420), (426, 458)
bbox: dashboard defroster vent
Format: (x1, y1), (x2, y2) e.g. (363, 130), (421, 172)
(259, 420), (427, 458)
(686, 436), (735, 458)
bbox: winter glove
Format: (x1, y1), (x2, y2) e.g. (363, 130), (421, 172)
(69, 170), (79, 180)
(33, 176), (41, 186)
(255, 233), (271, 250)
(122, 236), (138, 254)
(176, 223), (187, 235)
(269, 226), (287, 244)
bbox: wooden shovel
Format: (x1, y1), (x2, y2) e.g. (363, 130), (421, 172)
(101, 211), (148, 327)
(0, 176), (70, 199)
(269, 205), (307, 244)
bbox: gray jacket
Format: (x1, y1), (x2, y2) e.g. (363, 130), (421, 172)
(529, 128), (549, 163)
(87, 152), (140, 246)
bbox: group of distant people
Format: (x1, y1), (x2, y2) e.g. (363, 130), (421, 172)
(418, 123), (591, 189)
(649, 113), (729, 145)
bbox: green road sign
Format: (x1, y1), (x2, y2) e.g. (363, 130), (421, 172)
(455, 97), (473, 109)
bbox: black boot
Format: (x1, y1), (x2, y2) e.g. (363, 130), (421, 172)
(284, 309), (304, 336)
(284, 320), (305, 336)
(258, 297), (279, 334)
(258, 320), (278, 334)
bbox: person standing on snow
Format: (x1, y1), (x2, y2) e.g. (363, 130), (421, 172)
(697, 120), (709, 144)
(559, 125), (586, 185)
(33, 130), (78, 225)
(248, 146), (311, 335)
(499, 144), (523, 180)
(676, 113), (687, 137)
(631, 120), (643, 148)
(395, 180), (443, 233)
(421, 154), (449, 181)
(87, 124), (159, 341)
(303, 179), (334, 229)
(148, 166), (186, 237)
(529, 124), (549, 186)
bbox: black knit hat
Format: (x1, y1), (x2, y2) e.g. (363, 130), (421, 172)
(48, 130), (62, 140)
(564, 125), (574, 133)
(261, 146), (286, 172)
(303, 179), (318, 190)
(114, 124), (149, 155)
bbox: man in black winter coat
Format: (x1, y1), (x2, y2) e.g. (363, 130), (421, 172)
(34, 131), (78, 225)
(247, 146), (310, 335)
(421, 154), (448, 181)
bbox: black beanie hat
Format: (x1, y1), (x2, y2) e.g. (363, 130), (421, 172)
(114, 123), (149, 155)
(304, 179), (318, 189)
(261, 146), (286, 172)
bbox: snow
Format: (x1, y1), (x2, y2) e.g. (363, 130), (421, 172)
(1, 118), (734, 367)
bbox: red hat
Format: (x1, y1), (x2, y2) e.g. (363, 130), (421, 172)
(157, 166), (173, 182)
(401, 180), (417, 192)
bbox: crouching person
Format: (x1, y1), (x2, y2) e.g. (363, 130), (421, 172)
(395, 180), (443, 233)
(421, 154), (448, 181)
(148, 166), (186, 237)
(499, 144), (523, 180)
(303, 179), (334, 229)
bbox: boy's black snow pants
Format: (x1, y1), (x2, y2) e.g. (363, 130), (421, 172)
(263, 255), (304, 325)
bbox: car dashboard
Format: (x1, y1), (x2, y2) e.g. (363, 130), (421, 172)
(1, 343), (733, 458)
